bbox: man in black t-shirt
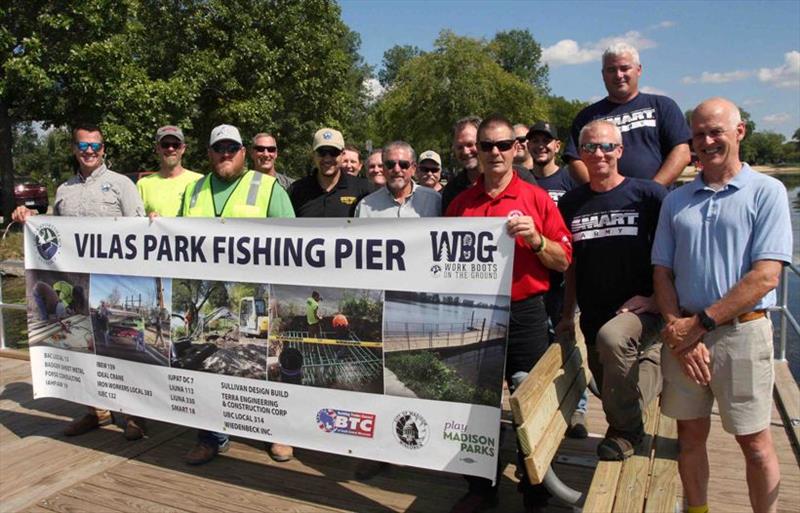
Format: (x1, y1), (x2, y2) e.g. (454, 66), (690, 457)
(557, 120), (666, 462)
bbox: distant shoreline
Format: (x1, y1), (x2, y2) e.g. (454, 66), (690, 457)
(680, 165), (800, 179)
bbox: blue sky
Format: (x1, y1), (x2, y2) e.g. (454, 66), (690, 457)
(340, 0), (800, 139)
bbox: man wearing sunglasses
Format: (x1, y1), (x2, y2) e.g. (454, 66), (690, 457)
(563, 43), (691, 186)
(288, 128), (371, 217)
(249, 133), (294, 191)
(446, 115), (572, 513)
(355, 142), (441, 218)
(557, 120), (667, 463)
(180, 124), (295, 466)
(12, 122), (146, 440)
(414, 150), (444, 192)
(137, 126), (202, 216)
(513, 123), (534, 171)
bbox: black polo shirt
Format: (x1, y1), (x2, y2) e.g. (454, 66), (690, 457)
(288, 170), (371, 217)
(441, 165), (537, 214)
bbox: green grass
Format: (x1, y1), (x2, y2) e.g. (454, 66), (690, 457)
(1, 275), (28, 349)
(0, 231), (24, 260)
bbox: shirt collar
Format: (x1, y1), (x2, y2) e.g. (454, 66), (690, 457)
(79, 163), (108, 183)
(381, 181), (418, 204)
(692, 163), (753, 194)
(474, 171), (520, 201)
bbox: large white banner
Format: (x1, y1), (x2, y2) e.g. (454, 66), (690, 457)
(24, 216), (514, 481)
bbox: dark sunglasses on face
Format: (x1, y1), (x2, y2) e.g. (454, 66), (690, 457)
(384, 159), (412, 170)
(253, 145), (277, 153)
(160, 141), (183, 150)
(478, 139), (515, 152)
(211, 142), (243, 154)
(316, 147), (341, 158)
(419, 166), (440, 174)
(75, 141), (103, 152)
(580, 142), (620, 154)
(515, 136), (528, 143)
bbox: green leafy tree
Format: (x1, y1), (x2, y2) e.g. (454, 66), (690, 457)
(546, 95), (589, 145)
(745, 131), (786, 165)
(488, 29), (549, 94)
(378, 44), (424, 88)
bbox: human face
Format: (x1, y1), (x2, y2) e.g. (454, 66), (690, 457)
(313, 146), (342, 177)
(249, 135), (278, 174)
(477, 124), (516, 178)
(72, 129), (105, 173)
(208, 139), (246, 181)
(579, 125), (623, 180)
(156, 136), (185, 169)
(527, 133), (561, 166)
(384, 147), (416, 197)
(602, 53), (641, 103)
(367, 152), (385, 186)
(453, 124), (479, 170)
(692, 102), (745, 172)
(513, 125), (531, 164)
(416, 160), (441, 188)
(339, 149), (363, 176)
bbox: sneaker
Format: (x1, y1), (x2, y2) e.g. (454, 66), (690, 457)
(596, 427), (643, 461)
(354, 460), (389, 481)
(449, 492), (498, 513)
(185, 441), (225, 465)
(566, 411), (588, 439)
(64, 412), (110, 436)
(124, 417), (146, 441)
(267, 443), (293, 462)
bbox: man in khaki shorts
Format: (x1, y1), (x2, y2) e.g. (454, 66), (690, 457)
(652, 97), (792, 513)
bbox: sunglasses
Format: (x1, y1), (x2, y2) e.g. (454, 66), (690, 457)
(75, 142), (103, 152)
(253, 145), (277, 153)
(384, 159), (412, 170)
(580, 142), (620, 154)
(211, 142), (243, 154)
(419, 166), (440, 174)
(478, 139), (515, 152)
(160, 141), (183, 150)
(316, 147), (341, 158)
(515, 136), (528, 143)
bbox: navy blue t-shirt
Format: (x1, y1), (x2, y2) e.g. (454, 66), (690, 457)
(564, 93), (690, 180)
(558, 178), (667, 326)
(535, 166), (578, 206)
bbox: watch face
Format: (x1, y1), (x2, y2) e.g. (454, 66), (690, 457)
(700, 311), (716, 331)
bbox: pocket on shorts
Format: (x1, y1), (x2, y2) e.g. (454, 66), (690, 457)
(729, 321), (772, 401)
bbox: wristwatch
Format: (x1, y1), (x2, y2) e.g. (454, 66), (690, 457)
(697, 309), (717, 332)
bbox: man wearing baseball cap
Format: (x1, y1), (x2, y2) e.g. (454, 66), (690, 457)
(288, 127), (371, 217)
(137, 125), (202, 216)
(415, 150), (444, 192)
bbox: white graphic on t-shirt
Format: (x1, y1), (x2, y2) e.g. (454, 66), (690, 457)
(602, 108), (656, 133)
(571, 210), (639, 241)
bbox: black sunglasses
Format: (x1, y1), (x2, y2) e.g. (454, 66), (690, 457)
(211, 142), (243, 154)
(478, 139), (516, 152)
(316, 147), (341, 158)
(580, 142), (620, 154)
(384, 159), (412, 170)
(160, 141), (183, 150)
(253, 145), (277, 153)
(419, 166), (440, 174)
(515, 136), (528, 143)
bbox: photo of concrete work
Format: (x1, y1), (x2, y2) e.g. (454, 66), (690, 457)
(170, 279), (269, 379)
(89, 274), (171, 366)
(269, 285), (384, 393)
(383, 291), (509, 406)
(25, 270), (93, 352)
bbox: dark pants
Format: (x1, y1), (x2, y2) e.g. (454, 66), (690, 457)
(464, 294), (550, 506)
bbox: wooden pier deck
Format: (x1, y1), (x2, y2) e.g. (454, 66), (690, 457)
(1, 355), (798, 513)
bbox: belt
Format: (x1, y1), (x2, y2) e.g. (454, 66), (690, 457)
(681, 309), (767, 326)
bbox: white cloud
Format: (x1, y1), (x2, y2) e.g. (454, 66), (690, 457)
(641, 86), (667, 95)
(649, 20), (676, 30)
(681, 70), (751, 84)
(762, 113), (791, 124)
(757, 50), (800, 88)
(542, 30), (656, 67)
(742, 98), (764, 106)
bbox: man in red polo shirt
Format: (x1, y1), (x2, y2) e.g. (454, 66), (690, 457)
(446, 114), (572, 513)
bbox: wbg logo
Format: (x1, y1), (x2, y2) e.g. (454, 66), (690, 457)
(429, 231), (497, 263)
(316, 408), (375, 438)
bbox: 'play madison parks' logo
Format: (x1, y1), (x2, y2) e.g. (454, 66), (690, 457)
(35, 224), (61, 262)
(429, 231), (498, 280)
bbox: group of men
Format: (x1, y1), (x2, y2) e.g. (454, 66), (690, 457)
(11, 41), (792, 513)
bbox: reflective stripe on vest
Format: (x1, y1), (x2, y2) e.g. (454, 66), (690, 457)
(183, 171), (275, 218)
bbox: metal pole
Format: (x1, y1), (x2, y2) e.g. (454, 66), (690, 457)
(779, 265), (788, 361)
(0, 272), (6, 350)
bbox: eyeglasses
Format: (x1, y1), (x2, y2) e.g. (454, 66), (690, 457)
(419, 166), (440, 174)
(515, 136), (528, 144)
(384, 159), (412, 170)
(478, 140), (516, 152)
(692, 128), (728, 141)
(253, 145), (277, 153)
(75, 142), (103, 152)
(580, 142), (620, 154)
(211, 142), (243, 154)
(160, 141), (183, 150)
(316, 147), (341, 158)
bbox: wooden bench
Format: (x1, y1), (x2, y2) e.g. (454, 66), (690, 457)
(510, 333), (681, 512)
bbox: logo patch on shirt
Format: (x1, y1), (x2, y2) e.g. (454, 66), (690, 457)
(506, 210), (524, 219)
(340, 196), (356, 205)
(101, 182), (112, 192)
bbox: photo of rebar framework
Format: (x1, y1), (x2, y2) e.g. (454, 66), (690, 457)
(268, 285), (384, 393)
(25, 270), (93, 353)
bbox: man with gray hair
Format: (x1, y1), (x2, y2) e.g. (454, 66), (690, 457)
(249, 132), (294, 190)
(355, 141), (441, 217)
(563, 42), (690, 186)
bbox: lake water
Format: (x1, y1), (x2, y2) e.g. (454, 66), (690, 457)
(774, 178), (799, 379)
(384, 299), (510, 335)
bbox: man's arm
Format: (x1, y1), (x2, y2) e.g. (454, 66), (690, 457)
(652, 143), (691, 187)
(567, 159), (589, 184)
(506, 215), (569, 272)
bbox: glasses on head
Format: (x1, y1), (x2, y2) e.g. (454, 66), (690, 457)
(253, 145), (277, 153)
(75, 141), (103, 152)
(580, 142), (620, 154)
(211, 142), (243, 154)
(316, 147), (341, 158)
(384, 159), (412, 170)
(478, 140), (516, 152)
(515, 136), (528, 144)
(160, 141), (183, 150)
(419, 166), (440, 174)
(692, 128), (728, 141)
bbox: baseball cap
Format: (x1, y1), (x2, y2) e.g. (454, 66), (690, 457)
(209, 124), (243, 146)
(312, 128), (345, 151)
(155, 125), (184, 143)
(527, 121), (558, 140)
(418, 150), (442, 167)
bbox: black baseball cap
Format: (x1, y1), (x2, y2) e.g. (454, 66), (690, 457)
(526, 121), (558, 140)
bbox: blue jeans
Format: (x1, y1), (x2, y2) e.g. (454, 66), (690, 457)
(198, 430), (228, 447)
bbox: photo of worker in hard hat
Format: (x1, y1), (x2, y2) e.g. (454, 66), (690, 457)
(25, 270), (93, 352)
(268, 285), (383, 393)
